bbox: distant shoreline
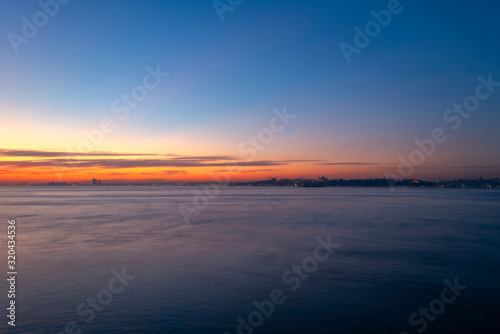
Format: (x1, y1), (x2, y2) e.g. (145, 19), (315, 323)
(3, 178), (499, 189)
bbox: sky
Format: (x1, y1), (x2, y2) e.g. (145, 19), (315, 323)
(0, 0), (499, 184)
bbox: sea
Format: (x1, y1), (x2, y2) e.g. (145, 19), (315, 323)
(0, 186), (499, 334)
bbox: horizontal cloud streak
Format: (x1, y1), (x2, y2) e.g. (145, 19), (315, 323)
(315, 162), (379, 166)
(212, 168), (284, 173)
(0, 158), (288, 169)
(0, 149), (155, 157)
(0, 149), (333, 172)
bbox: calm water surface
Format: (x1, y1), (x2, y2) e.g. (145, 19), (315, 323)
(0, 187), (499, 333)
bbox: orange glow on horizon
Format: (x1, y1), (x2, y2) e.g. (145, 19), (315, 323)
(0, 161), (385, 185)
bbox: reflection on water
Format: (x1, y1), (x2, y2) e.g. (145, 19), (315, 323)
(0, 187), (499, 333)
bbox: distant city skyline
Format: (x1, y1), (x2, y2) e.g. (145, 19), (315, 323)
(4, 175), (500, 188)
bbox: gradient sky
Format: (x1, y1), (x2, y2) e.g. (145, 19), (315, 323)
(0, 0), (499, 184)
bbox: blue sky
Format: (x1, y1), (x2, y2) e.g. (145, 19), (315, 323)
(0, 0), (499, 182)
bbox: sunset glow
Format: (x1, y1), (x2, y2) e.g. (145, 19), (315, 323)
(1, 1), (499, 184)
